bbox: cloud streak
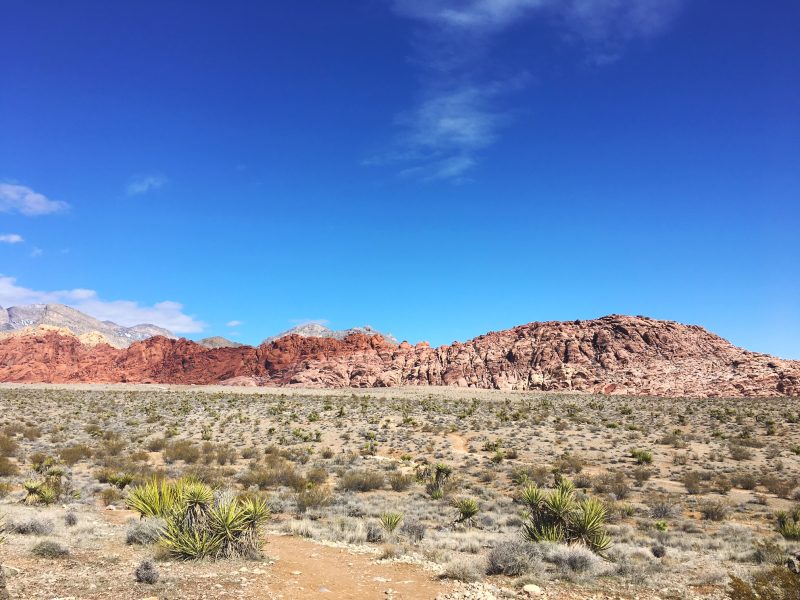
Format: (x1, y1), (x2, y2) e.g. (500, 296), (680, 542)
(0, 275), (206, 333)
(0, 234), (23, 244)
(377, 0), (684, 180)
(0, 183), (69, 215)
(127, 174), (167, 196)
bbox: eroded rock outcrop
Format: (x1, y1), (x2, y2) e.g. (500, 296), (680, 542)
(0, 315), (797, 397)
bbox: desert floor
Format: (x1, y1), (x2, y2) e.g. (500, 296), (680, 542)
(1, 384), (798, 599)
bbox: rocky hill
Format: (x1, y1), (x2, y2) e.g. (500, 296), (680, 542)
(0, 303), (174, 348)
(197, 336), (244, 349)
(263, 323), (398, 345)
(0, 315), (797, 397)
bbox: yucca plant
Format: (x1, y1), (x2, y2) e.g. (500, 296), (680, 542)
(129, 478), (270, 560)
(424, 463), (454, 499)
(521, 478), (611, 553)
(453, 497), (480, 526)
(126, 478), (181, 518)
(776, 506), (800, 540)
(380, 512), (404, 535)
(23, 480), (44, 504)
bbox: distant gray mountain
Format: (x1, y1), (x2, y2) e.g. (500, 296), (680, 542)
(197, 336), (244, 349)
(263, 322), (398, 345)
(0, 303), (175, 348)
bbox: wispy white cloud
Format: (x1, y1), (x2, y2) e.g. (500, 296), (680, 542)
(0, 234), (23, 244)
(226, 320), (243, 327)
(0, 275), (206, 333)
(376, 0), (684, 179)
(0, 183), (69, 215)
(126, 174), (167, 196)
(29, 247), (43, 258)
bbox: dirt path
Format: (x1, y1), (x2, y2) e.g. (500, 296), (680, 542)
(266, 535), (450, 599)
(447, 434), (469, 454)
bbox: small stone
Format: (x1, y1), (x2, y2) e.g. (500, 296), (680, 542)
(291, 570), (302, 576)
(319, 588), (331, 593)
(523, 584), (543, 596)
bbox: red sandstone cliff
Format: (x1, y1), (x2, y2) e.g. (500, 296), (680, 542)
(0, 315), (797, 397)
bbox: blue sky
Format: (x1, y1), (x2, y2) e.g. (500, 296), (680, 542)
(1, 1), (798, 357)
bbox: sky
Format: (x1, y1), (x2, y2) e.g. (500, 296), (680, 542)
(1, 0), (798, 358)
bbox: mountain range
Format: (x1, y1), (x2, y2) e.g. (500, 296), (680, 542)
(0, 303), (174, 348)
(0, 307), (797, 397)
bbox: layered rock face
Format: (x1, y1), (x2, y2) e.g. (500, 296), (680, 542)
(0, 315), (797, 397)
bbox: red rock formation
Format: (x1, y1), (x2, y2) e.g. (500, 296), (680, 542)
(0, 315), (797, 397)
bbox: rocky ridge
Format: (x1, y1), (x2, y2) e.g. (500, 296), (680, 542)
(0, 315), (797, 397)
(0, 303), (174, 348)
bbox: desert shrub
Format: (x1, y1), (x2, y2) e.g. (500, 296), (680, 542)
(239, 462), (305, 491)
(31, 540), (69, 558)
(631, 449), (653, 465)
(164, 440), (200, 464)
(101, 487), (123, 506)
(126, 518), (165, 545)
(511, 464), (551, 487)
(0, 457), (18, 477)
(108, 472), (135, 490)
(683, 471), (703, 494)
(0, 483), (11, 498)
(753, 541), (788, 566)
(388, 472), (413, 491)
(712, 475), (733, 495)
(651, 544), (667, 558)
(296, 485), (332, 513)
(9, 517), (54, 535)
(64, 511), (78, 527)
(732, 471), (758, 490)
(553, 453), (585, 474)
(521, 478), (611, 553)
(728, 566), (800, 600)
(543, 543), (603, 580)
(442, 559), (484, 582)
(762, 475), (796, 499)
(59, 444), (93, 465)
(401, 520), (426, 543)
(0, 434), (18, 456)
(700, 500), (729, 521)
(366, 521), (384, 543)
(306, 467), (328, 486)
(648, 495), (679, 519)
(241, 447), (259, 460)
(339, 469), (384, 492)
(134, 559), (160, 584)
(730, 444), (754, 461)
(486, 539), (541, 576)
(592, 471), (630, 500)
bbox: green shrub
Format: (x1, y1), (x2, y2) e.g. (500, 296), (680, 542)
(630, 449), (653, 465)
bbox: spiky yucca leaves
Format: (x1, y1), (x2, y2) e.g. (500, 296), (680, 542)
(521, 478), (611, 553)
(129, 478), (270, 560)
(126, 478), (181, 518)
(776, 505), (800, 540)
(162, 518), (221, 560)
(23, 480), (43, 504)
(380, 512), (404, 535)
(453, 497), (480, 526)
